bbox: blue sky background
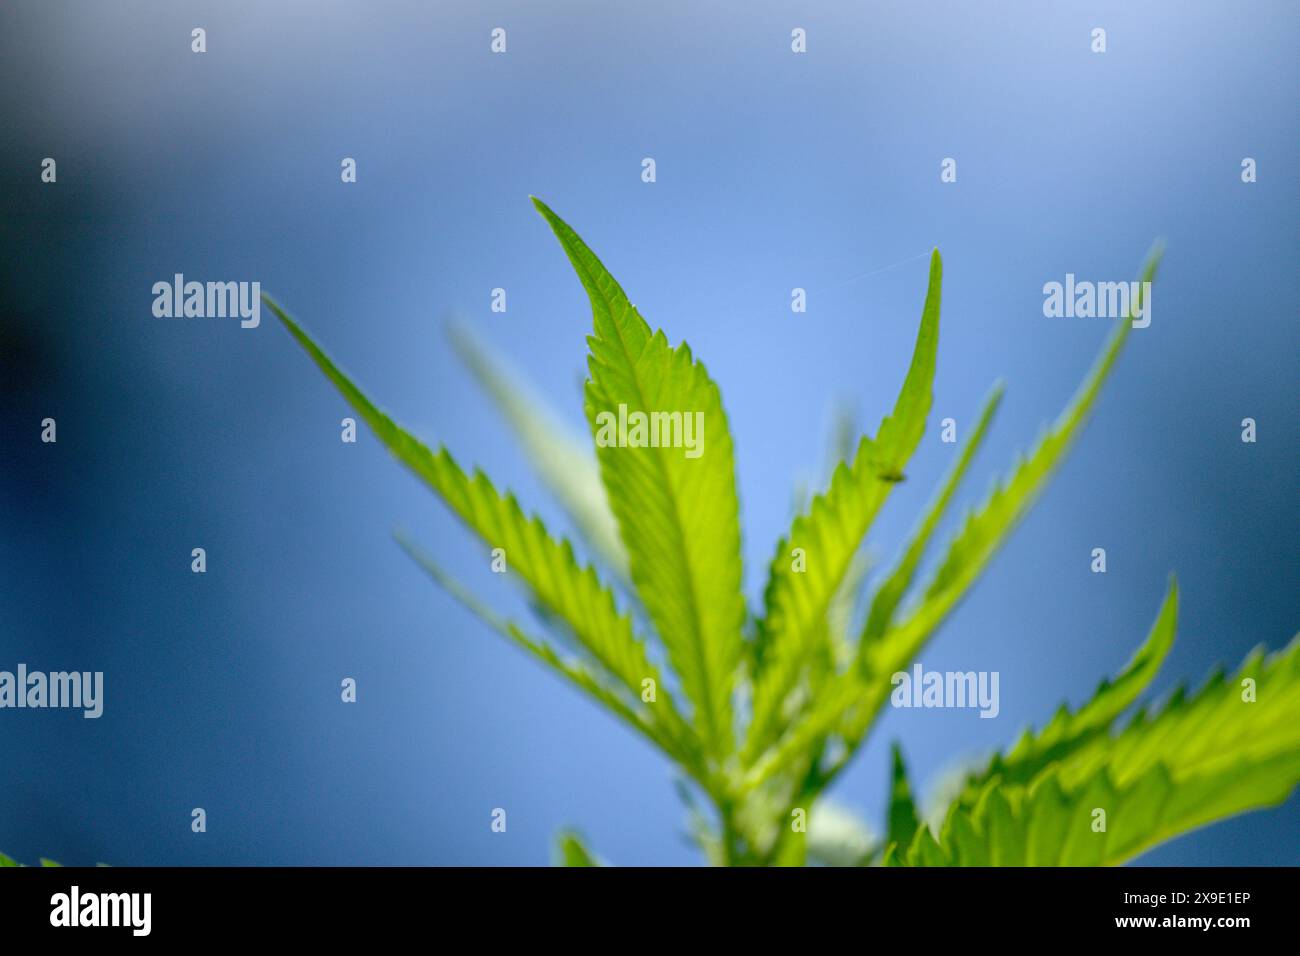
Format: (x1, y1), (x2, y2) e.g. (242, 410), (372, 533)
(1, 1), (1296, 865)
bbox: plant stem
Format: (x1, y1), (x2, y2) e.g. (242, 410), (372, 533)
(718, 798), (743, 866)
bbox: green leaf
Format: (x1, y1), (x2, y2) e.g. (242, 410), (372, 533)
(0, 853), (69, 867)
(266, 294), (692, 753)
(748, 381), (991, 794)
(744, 249), (1162, 793)
(862, 247), (1163, 690)
(954, 576), (1178, 805)
(887, 743), (921, 852)
(448, 322), (629, 582)
(905, 634), (1300, 865)
(395, 531), (699, 772)
(831, 382), (1004, 758)
(746, 250), (943, 762)
(859, 381), (1004, 654)
(532, 197), (746, 761)
(554, 830), (603, 866)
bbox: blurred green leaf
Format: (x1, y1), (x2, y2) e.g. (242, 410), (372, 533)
(448, 322), (628, 582)
(554, 830), (602, 867)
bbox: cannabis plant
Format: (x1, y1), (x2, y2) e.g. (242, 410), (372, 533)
(265, 199), (1300, 866)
